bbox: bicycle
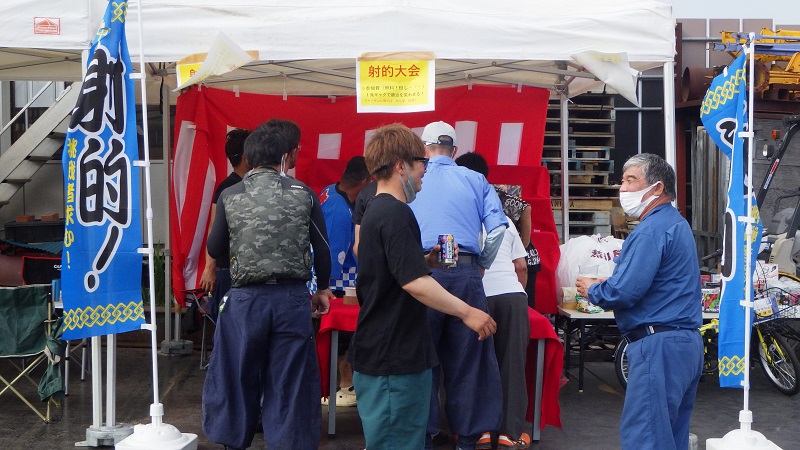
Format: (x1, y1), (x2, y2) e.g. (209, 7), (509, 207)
(751, 284), (800, 395)
(614, 282), (800, 395)
(614, 319), (720, 391)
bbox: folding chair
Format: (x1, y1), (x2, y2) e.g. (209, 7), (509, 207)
(190, 290), (216, 370)
(63, 338), (88, 395)
(52, 279), (88, 396)
(0, 284), (61, 422)
(181, 289), (215, 370)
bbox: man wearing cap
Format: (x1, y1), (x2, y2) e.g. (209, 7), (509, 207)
(410, 121), (507, 450)
(200, 128), (252, 322)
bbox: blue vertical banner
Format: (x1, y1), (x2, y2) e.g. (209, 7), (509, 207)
(700, 53), (763, 388)
(61, 1), (145, 339)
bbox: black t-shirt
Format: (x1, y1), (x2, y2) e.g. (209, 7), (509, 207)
(210, 172), (242, 268)
(350, 193), (437, 376)
(213, 172), (242, 203)
(351, 180), (377, 226)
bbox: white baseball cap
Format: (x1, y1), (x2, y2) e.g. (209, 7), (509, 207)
(421, 121), (456, 146)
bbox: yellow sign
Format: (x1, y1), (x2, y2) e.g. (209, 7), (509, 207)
(176, 62), (203, 87)
(173, 33), (258, 91)
(357, 52), (435, 113)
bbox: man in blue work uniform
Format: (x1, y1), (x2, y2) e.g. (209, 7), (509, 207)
(410, 121), (507, 450)
(203, 120), (334, 450)
(576, 153), (703, 450)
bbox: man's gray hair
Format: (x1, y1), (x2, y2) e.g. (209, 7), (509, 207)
(622, 153), (676, 200)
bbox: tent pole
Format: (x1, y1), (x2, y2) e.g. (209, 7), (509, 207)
(162, 77), (173, 349)
(91, 335), (102, 429)
(560, 92), (570, 243)
(663, 61), (676, 169)
(106, 334), (116, 427)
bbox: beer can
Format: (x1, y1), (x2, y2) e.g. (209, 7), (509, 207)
(439, 234), (456, 266)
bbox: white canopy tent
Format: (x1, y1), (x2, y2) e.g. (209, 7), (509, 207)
(0, 4), (676, 443)
(0, 0), (677, 240)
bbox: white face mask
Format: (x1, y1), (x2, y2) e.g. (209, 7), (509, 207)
(619, 182), (660, 218)
(401, 161), (417, 203)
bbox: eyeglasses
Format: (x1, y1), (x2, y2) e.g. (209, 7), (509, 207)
(371, 157), (429, 175)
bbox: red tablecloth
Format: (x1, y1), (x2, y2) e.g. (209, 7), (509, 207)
(525, 307), (563, 430)
(316, 298), (359, 398)
(316, 298), (563, 430)
(530, 230), (561, 315)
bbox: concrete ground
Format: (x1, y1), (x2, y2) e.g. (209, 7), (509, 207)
(2, 344), (799, 450)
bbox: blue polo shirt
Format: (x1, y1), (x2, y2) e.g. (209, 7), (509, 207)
(410, 155), (507, 255)
(588, 204), (702, 334)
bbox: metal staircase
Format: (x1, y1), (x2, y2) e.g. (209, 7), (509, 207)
(0, 84), (78, 208)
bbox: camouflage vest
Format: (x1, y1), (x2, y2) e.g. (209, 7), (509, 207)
(223, 168), (314, 286)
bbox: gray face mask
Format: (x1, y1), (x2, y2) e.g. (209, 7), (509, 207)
(401, 161), (417, 203)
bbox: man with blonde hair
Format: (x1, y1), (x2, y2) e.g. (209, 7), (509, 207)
(350, 123), (497, 450)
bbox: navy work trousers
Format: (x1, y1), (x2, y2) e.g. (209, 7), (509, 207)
(621, 328), (703, 450)
(426, 260), (503, 449)
(202, 281), (321, 450)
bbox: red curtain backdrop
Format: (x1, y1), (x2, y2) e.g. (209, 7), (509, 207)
(170, 84), (557, 309)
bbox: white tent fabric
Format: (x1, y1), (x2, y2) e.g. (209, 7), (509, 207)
(0, 0), (677, 239)
(0, 0), (675, 98)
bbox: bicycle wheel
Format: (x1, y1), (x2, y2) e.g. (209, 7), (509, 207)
(756, 329), (800, 396)
(614, 338), (629, 389)
(703, 338), (719, 375)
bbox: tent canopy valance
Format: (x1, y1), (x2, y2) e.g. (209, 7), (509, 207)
(0, 0), (675, 98)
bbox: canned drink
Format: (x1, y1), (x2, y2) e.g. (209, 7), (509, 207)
(438, 234), (456, 266)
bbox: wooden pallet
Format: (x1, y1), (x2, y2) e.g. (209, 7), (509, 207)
(551, 198), (615, 210)
(545, 117), (615, 124)
(541, 158), (615, 173)
(544, 134), (615, 148)
(549, 171), (610, 185)
(541, 146), (612, 160)
(552, 183), (619, 191)
(552, 210), (611, 226)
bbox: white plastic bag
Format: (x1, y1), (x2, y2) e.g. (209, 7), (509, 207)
(556, 234), (624, 292)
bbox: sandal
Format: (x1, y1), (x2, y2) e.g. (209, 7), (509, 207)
(516, 432), (531, 449)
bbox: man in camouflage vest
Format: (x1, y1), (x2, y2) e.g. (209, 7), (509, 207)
(203, 120), (334, 450)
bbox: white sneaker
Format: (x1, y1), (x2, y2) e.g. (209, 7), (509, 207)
(336, 385), (357, 407)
